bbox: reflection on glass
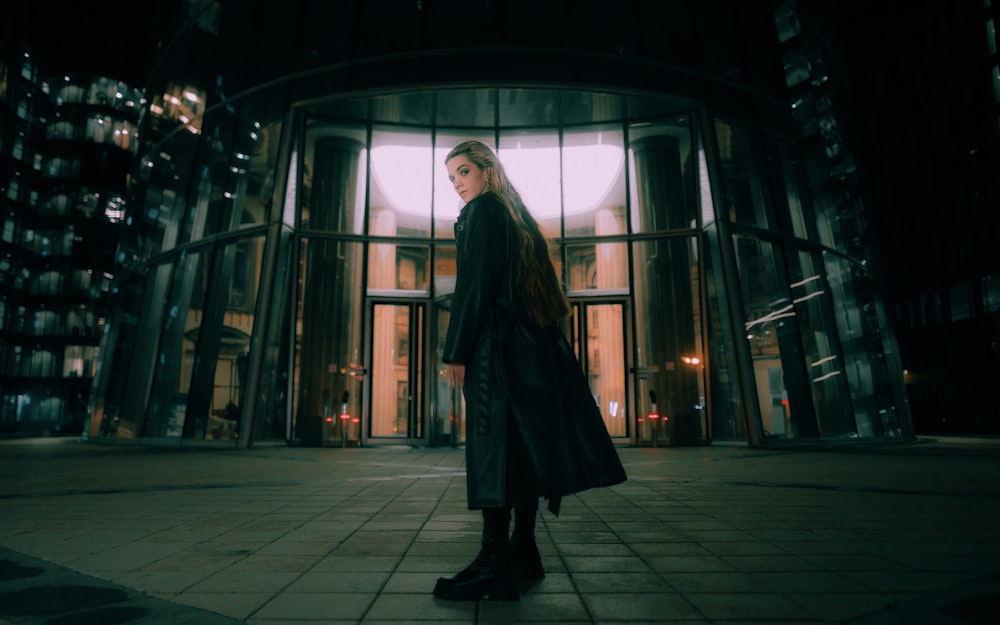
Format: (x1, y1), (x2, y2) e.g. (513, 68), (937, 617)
(433, 304), (464, 444)
(765, 137), (812, 239)
(370, 303), (419, 437)
(702, 224), (745, 441)
(629, 118), (696, 232)
(368, 244), (430, 292)
(143, 253), (206, 438)
(242, 119), (284, 227)
(434, 89), (495, 127)
(736, 235), (816, 440)
(101, 266), (171, 438)
(204, 237), (264, 441)
(574, 303), (627, 437)
(715, 118), (768, 228)
(566, 242), (628, 293)
(144, 238), (265, 442)
(252, 229), (294, 442)
(788, 250), (853, 437)
(301, 127), (367, 232)
(434, 245), (457, 299)
(295, 239), (364, 446)
(632, 237), (705, 445)
(561, 91), (623, 125)
(823, 252), (904, 439)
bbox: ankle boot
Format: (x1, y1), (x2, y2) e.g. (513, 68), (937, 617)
(509, 497), (545, 579)
(433, 508), (519, 601)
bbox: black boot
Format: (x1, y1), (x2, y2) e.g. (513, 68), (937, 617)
(509, 497), (545, 580)
(433, 508), (519, 601)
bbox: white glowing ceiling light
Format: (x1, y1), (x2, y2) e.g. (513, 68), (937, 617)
(371, 143), (624, 218)
(561, 144), (624, 214)
(370, 145), (433, 216)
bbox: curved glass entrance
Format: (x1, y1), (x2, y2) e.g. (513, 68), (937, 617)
(90, 80), (911, 448)
(287, 89), (715, 447)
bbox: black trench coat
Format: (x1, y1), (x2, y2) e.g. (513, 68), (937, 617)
(442, 193), (627, 514)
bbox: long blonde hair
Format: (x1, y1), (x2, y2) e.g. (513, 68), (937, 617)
(445, 141), (570, 327)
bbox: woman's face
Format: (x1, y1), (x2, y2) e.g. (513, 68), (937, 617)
(446, 155), (489, 203)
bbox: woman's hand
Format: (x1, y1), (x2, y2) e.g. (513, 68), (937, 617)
(447, 363), (466, 387)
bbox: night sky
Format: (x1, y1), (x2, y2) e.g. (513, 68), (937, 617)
(12, 2), (994, 297)
(16, 1), (158, 85)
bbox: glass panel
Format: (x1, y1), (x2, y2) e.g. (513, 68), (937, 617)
(368, 244), (430, 293)
(371, 93), (433, 124)
(434, 244), (458, 300)
(498, 88), (562, 126)
(984, 273), (1000, 313)
(950, 283), (972, 321)
(114, 264), (174, 438)
(765, 137), (813, 240)
(703, 224), (747, 442)
(563, 126), (626, 238)
(798, 125), (843, 251)
(205, 236), (265, 440)
(632, 237), (706, 446)
(824, 252), (908, 438)
(370, 303), (418, 438)
(715, 118), (768, 228)
(774, 3), (801, 43)
(560, 92), (623, 125)
(566, 242), (629, 294)
(498, 132), (561, 236)
(626, 95), (692, 119)
(301, 125), (367, 232)
(434, 131), (495, 239)
(435, 88), (496, 127)
(197, 110), (243, 238)
(151, 236), (266, 441)
(241, 118), (284, 228)
(432, 303), (465, 445)
(629, 117), (697, 232)
(294, 238), (365, 446)
(252, 227), (294, 442)
(369, 127), (432, 238)
(782, 47), (811, 87)
(144, 250), (207, 438)
(787, 250), (855, 438)
(736, 235), (817, 440)
(126, 130), (194, 255)
(574, 303), (628, 438)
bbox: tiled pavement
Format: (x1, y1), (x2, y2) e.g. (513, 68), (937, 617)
(0, 435), (997, 624)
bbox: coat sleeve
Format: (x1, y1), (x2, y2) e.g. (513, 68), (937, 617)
(442, 195), (509, 364)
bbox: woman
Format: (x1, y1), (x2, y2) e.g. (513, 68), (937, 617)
(434, 141), (627, 601)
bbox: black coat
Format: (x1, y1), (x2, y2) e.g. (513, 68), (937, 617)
(442, 193), (627, 514)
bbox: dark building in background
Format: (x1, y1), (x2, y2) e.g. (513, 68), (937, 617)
(0, 39), (143, 433)
(776, 0), (1000, 440)
(819, 2), (1000, 435)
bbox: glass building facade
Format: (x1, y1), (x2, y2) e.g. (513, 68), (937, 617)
(84, 0), (913, 447)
